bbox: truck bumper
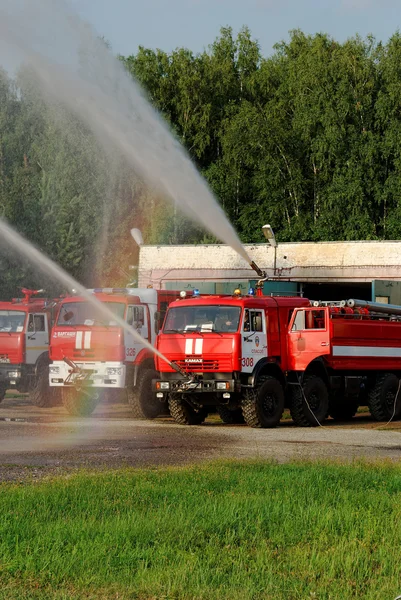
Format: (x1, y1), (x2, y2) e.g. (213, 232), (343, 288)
(49, 361), (126, 389)
(153, 377), (238, 396)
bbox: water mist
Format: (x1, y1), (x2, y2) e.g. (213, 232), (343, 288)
(0, 219), (170, 367)
(0, 217), (176, 454)
(0, 0), (251, 265)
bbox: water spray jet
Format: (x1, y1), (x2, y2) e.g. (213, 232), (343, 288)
(0, 218), (183, 376)
(0, 0), (252, 267)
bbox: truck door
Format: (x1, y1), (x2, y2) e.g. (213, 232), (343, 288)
(241, 309), (268, 373)
(124, 305), (149, 363)
(287, 307), (330, 371)
(26, 313), (49, 365)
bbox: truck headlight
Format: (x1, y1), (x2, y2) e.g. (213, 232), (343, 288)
(156, 381), (170, 390)
(49, 366), (60, 374)
(216, 381), (229, 390)
(7, 371), (20, 378)
(107, 367), (123, 376)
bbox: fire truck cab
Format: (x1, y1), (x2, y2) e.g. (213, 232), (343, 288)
(49, 287), (179, 416)
(0, 288), (57, 406)
(154, 291), (308, 426)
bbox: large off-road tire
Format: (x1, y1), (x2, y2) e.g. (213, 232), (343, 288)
(128, 369), (162, 419)
(168, 393), (208, 425)
(0, 385), (6, 403)
(51, 388), (62, 407)
(290, 375), (329, 427)
(329, 389), (359, 421)
(368, 373), (401, 421)
(31, 362), (54, 408)
(241, 376), (284, 428)
(217, 404), (245, 424)
(61, 387), (99, 416)
(106, 389), (125, 403)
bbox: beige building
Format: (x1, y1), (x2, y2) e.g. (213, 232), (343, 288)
(137, 240), (401, 303)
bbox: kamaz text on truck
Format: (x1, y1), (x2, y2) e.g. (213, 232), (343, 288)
(49, 287), (180, 416)
(0, 288), (58, 406)
(154, 288), (401, 427)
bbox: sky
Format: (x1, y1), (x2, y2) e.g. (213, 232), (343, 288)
(69, 0), (401, 57)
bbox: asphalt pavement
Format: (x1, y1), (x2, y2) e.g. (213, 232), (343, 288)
(1, 395), (401, 481)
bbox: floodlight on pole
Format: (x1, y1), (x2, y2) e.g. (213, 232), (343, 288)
(130, 228), (144, 246)
(262, 224), (277, 248)
(262, 224), (278, 277)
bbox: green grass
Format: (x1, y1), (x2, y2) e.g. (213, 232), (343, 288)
(1, 461), (401, 599)
(4, 392), (26, 399)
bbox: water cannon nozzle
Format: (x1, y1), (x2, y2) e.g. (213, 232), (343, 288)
(249, 260), (266, 279)
(170, 360), (191, 378)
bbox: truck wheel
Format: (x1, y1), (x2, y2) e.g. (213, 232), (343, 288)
(329, 393), (358, 421)
(241, 376), (284, 428)
(168, 393), (208, 425)
(290, 375), (329, 427)
(128, 369), (161, 419)
(217, 405), (245, 424)
(51, 388), (62, 407)
(368, 373), (401, 421)
(31, 363), (53, 408)
(61, 388), (99, 416)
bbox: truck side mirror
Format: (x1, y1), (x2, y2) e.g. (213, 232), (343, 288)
(154, 311), (161, 334)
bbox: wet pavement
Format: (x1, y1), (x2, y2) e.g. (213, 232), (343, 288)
(1, 395), (401, 481)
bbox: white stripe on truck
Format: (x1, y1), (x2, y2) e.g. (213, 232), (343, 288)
(84, 331), (92, 349)
(333, 345), (401, 357)
(75, 331), (83, 349)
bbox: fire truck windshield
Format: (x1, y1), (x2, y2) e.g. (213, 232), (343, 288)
(164, 305), (241, 333)
(0, 310), (26, 332)
(57, 302), (126, 326)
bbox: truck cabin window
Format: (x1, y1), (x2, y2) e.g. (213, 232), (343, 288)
(57, 302), (126, 326)
(251, 311), (263, 332)
(243, 309), (263, 332)
(0, 310), (25, 333)
(164, 306), (241, 333)
(28, 314), (46, 332)
(127, 305), (145, 329)
(291, 309), (326, 331)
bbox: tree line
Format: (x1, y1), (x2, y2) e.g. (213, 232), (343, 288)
(1, 27), (401, 297)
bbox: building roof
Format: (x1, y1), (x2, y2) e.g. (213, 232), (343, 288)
(138, 240), (401, 286)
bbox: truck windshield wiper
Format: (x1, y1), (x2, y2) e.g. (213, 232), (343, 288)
(164, 329), (185, 336)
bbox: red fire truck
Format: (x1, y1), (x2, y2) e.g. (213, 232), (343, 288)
(49, 287), (180, 416)
(0, 288), (58, 406)
(154, 290), (401, 427)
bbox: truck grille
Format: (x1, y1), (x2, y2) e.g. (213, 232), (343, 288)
(175, 357), (231, 372)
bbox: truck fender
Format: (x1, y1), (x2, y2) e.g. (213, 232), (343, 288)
(248, 358), (285, 388)
(299, 358), (330, 387)
(131, 352), (155, 387)
(34, 352), (49, 377)
(134, 348), (154, 366)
